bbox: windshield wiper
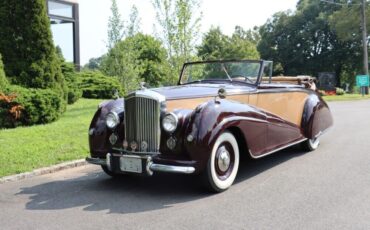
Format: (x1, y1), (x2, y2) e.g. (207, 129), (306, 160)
(221, 63), (232, 82)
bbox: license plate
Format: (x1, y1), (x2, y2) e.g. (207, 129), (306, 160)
(120, 156), (142, 173)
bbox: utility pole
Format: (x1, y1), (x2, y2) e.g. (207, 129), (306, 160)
(361, 0), (369, 94)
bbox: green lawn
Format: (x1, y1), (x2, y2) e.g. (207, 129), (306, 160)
(323, 94), (370, 101)
(0, 98), (102, 178)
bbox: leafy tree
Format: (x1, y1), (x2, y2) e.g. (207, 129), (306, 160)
(258, 0), (361, 85)
(152, 0), (202, 76)
(84, 57), (104, 70)
(0, 54), (8, 90)
(101, 33), (170, 93)
(233, 26), (261, 45)
(197, 26), (260, 60)
(127, 5), (141, 37)
(0, 0), (66, 95)
(107, 0), (125, 49)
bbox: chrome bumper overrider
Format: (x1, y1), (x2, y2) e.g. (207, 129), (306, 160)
(85, 156), (195, 175)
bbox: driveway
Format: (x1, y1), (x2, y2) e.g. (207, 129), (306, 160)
(1, 100), (370, 229)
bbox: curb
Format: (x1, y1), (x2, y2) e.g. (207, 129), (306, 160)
(0, 159), (88, 184)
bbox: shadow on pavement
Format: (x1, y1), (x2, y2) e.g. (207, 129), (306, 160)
(17, 147), (305, 214)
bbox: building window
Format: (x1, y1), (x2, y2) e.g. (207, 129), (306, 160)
(47, 0), (80, 67)
(48, 1), (73, 18)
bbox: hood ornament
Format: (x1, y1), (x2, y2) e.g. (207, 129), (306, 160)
(140, 82), (147, 90)
(113, 89), (120, 99)
(215, 88), (226, 103)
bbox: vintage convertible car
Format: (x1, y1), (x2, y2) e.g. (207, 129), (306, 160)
(86, 60), (333, 192)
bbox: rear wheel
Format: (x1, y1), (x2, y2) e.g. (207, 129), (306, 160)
(302, 138), (320, 151)
(204, 131), (240, 192)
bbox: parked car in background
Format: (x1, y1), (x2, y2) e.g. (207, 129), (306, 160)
(86, 60), (333, 192)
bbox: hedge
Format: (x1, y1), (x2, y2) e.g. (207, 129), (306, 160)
(77, 71), (124, 99)
(0, 85), (65, 128)
(61, 62), (82, 104)
(0, 54), (7, 90)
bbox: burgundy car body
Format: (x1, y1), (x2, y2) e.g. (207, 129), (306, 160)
(87, 60), (333, 189)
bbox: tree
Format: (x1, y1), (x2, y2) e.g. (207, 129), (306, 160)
(0, 0), (66, 94)
(101, 33), (171, 93)
(127, 5), (141, 37)
(152, 0), (202, 76)
(0, 54), (7, 90)
(197, 26), (260, 60)
(107, 0), (125, 49)
(258, 0), (361, 86)
(84, 57), (104, 70)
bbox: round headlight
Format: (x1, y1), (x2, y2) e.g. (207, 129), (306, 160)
(162, 113), (178, 133)
(106, 112), (119, 129)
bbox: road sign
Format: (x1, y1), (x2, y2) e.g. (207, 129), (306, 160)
(356, 75), (369, 87)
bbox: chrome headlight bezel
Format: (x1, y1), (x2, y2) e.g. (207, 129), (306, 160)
(162, 112), (179, 133)
(106, 111), (119, 129)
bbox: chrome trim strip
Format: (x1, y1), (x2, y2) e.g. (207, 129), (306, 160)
(86, 157), (107, 166)
(220, 116), (268, 126)
(250, 138), (308, 159)
(126, 89), (166, 103)
(148, 162), (195, 174)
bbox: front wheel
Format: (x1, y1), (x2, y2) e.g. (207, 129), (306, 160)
(302, 138), (320, 151)
(101, 165), (120, 177)
(204, 131), (240, 192)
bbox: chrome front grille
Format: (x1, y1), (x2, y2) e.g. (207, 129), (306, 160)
(124, 93), (162, 152)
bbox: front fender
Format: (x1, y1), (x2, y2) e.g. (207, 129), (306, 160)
(183, 99), (267, 172)
(88, 99), (124, 158)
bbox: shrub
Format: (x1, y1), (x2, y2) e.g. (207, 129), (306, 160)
(61, 62), (82, 104)
(0, 0), (66, 99)
(77, 71), (124, 99)
(0, 85), (65, 128)
(336, 87), (345, 95)
(0, 54), (7, 90)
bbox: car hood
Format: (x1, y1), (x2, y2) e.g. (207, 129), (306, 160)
(151, 83), (255, 100)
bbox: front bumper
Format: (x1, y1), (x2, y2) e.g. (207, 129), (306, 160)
(86, 154), (195, 175)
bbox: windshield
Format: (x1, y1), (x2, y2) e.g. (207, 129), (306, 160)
(180, 61), (262, 85)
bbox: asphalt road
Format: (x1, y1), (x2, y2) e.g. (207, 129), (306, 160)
(1, 100), (370, 230)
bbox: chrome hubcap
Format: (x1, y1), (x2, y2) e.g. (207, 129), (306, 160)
(217, 147), (231, 172)
(309, 138), (320, 148)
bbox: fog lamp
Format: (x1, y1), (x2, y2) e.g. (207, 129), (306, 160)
(141, 141), (148, 151)
(167, 137), (177, 150)
(109, 133), (118, 145)
(130, 141), (138, 151)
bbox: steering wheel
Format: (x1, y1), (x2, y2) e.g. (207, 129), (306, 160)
(230, 75), (254, 84)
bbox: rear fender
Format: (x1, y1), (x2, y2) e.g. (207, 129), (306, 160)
(301, 93), (333, 139)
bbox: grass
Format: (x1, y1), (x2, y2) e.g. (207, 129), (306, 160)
(323, 94), (370, 101)
(0, 98), (102, 178)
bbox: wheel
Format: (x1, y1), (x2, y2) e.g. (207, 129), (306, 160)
(204, 131), (240, 192)
(301, 138), (320, 151)
(101, 165), (120, 177)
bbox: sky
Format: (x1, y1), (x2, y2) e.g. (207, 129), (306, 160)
(78, 0), (299, 65)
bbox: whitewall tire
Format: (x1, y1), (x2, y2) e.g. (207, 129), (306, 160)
(205, 131), (240, 192)
(302, 138), (320, 151)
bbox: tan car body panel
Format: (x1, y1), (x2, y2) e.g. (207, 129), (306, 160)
(166, 91), (308, 127)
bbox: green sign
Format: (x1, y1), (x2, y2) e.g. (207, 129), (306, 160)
(356, 75), (369, 87)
